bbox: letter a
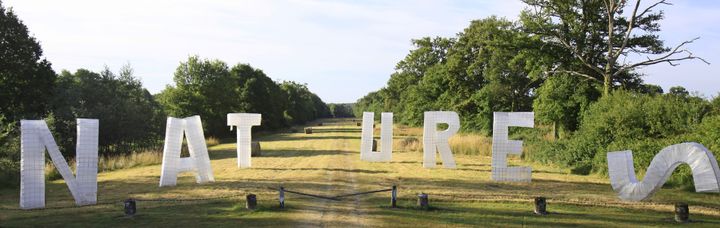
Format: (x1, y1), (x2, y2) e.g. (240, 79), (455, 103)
(360, 112), (393, 162)
(228, 113), (261, 168)
(491, 112), (534, 182)
(20, 119), (98, 209)
(159, 116), (214, 187)
(423, 111), (459, 168)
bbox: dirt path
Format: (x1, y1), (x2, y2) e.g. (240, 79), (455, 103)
(284, 122), (376, 227)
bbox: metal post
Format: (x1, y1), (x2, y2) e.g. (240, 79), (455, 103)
(246, 194), (257, 210)
(391, 185), (397, 208)
(675, 202), (689, 223)
(534, 197), (547, 215)
(124, 199), (136, 216)
(279, 186), (285, 209)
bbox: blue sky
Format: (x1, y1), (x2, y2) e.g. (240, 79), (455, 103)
(5, 0), (719, 103)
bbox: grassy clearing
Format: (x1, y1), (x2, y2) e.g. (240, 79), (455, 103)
(2, 118), (720, 227)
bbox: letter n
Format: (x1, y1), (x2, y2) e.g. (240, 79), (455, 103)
(20, 119), (98, 209)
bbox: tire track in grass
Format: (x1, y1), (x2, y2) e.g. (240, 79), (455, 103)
(292, 122), (372, 227)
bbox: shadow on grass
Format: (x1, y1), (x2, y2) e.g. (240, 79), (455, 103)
(253, 167), (389, 174)
(310, 128), (361, 133)
(364, 196), (720, 227)
(209, 149), (354, 160)
(259, 135), (360, 142)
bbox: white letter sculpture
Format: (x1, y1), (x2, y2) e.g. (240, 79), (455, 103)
(491, 112), (534, 182)
(159, 116), (214, 187)
(228, 113), (261, 168)
(20, 119), (98, 209)
(607, 142), (720, 201)
(360, 112), (393, 162)
(423, 111), (459, 168)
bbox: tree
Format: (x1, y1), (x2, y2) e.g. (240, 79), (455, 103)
(51, 66), (165, 156)
(384, 37), (454, 113)
(158, 56), (330, 135)
(280, 81), (318, 124)
(668, 86), (689, 97)
(0, 2), (56, 121)
(0, 1), (56, 187)
(158, 56), (236, 137)
(230, 63), (288, 130)
(329, 103), (354, 118)
(442, 17), (543, 131)
(521, 0), (708, 96)
(533, 74), (599, 139)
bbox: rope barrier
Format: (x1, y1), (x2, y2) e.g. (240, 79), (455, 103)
(333, 188), (393, 199)
(281, 189), (341, 201)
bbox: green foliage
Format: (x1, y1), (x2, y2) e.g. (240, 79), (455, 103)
(329, 103), (354, 118)
(280, 81), (328, 124)
(0, 2), (55, 187)
(51, 66), (165, 157)
(0, 114), (20, 187)
(231, 64), (289, 130)
(353, 90), (385, 118)
(530, 90), (718, 189)
(0, 2), (57, 121)
(520, 0), (673, 95)
(534, 74), (599, 138)
(158, 56), (329, 136)
(710, 95), (720, 116)
(357, 17), (545, 132)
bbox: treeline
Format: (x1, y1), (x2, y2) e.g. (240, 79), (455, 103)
(0, 2), (329, 186)
(329, 103), (354, 118)
(354, 1), (720, 188)
(155, 56), (331, 137)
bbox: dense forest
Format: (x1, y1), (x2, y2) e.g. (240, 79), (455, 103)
(0, 2), (330, 186)
(354, 1), (720, 187)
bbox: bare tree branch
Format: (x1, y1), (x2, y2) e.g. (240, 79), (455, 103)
(546, 69), (602, 82)
(636, 0), (671, 19)
(612, 0), (642, 61)
(614, 37), (710, 76)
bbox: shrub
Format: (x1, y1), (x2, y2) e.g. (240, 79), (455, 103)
(530, 90), (714, 182)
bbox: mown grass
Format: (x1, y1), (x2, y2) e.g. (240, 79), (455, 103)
(2, 118), (720, 227)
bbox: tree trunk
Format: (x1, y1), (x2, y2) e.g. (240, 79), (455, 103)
(553, 121), (560, 140)
(603, 73), (611, 96)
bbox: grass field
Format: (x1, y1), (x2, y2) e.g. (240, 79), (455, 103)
(2, 118), (720, 227)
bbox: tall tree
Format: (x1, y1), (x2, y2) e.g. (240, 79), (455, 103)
(51, 66), (165, 156)
(533, 74), (599, 139)
(0, 1), (56, 187)
(0, 1), (56, 121)
(158, 56), (236, 137)
(521, 0), (708, 96)
(230, 63), (288, 130)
